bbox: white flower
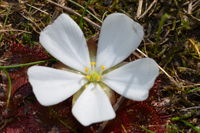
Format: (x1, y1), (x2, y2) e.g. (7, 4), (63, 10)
(27, 13), (159, 126)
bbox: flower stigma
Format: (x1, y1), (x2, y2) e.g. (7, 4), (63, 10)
(84, 62), (105, 82)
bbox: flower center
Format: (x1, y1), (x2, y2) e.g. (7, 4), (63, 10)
(84, 62), (105, 82)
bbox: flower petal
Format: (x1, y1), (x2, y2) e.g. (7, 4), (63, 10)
(72, 83), (115, 126)
(103, 58), (159, 101)
(28, 66), (86, 106)
(96, 13), (144, 69)
(40, 13), (90, 72)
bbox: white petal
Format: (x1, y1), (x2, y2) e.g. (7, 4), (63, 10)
(96, 13), (144, 69)
(103, 58), (159, 101)
(72, 83), (115, 126)
(27, 66), (86, 106)
(40, 13), (90, 73)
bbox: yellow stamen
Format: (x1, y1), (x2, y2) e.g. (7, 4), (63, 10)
(84, 63), (104, 82)
(96, 75), (101, 81)
(84, 67), (89, 72)
(101, 65), (105, 70)
(85, 75), (90, 80)
(90, 62), (96, 65)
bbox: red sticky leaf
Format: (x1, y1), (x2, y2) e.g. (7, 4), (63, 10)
(10, 42), (50, 64)
(104, 79), (169, 133)
(2, 102), (72, 133)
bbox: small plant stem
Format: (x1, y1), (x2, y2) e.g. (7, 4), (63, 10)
(141, 126), (156, 133)
(0, 59), (55, 107)
(136, 0), (143, 18)
(138, 0), (158, 19)
(156, 13), (170, 42)
(188, 39), (200, 57)
(181, 120), (200, 133)
(68, 0), (102, 23)
(79, 0), (91, 28)
(0, 59), (55, 69)
(0, 6), (11, 42)
(47, 0), (101, 29)
(2, 69), (12, 108)
(58, 119), (78, 133)
(136, 48), (181, 88)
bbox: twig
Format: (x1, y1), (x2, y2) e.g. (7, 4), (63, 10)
(19, 13), (42, 33)
(181, 106), (200, 111)
(0, 118), (13, 130)
(135, 49), (181, 88)
(187, 0), (200, 14)
(0, 29), (31, 33)
(47, 0), (101, 29)
(183, 83), (200, 88)
(193, 0), (200, 10)
(138, 0), (158, 19)
(26, 3), (49, 15)
(136, 0), (143, 18)
(188, 39), (200, 57)
(188, 1), (193, 14)
(184, 10), (200, 22)
(52, 0), (65, 20)
(121, 124), (128, 133)
(58, 118), (77, 133)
